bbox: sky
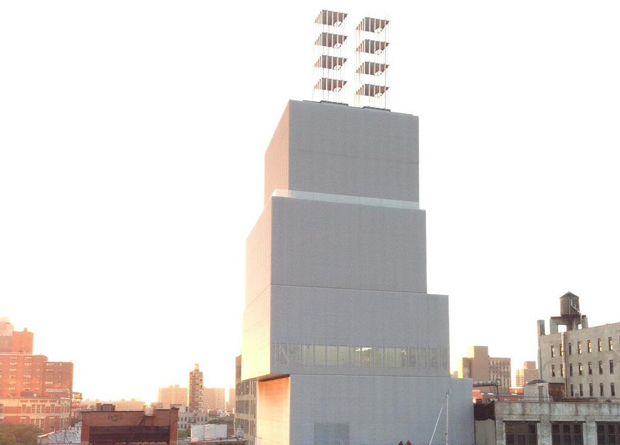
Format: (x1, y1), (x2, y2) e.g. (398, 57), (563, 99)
(1, 1), (620, 403)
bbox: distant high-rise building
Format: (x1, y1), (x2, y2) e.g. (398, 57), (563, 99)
(515, 361), (538, 387)
(158, 385), (188, 408)
(459, 346), (512, 393)
(227, 387), (235, 413)
(0, 318), (33, 353)
(202, 387), (225, 412)
(188, 364), (203, 413)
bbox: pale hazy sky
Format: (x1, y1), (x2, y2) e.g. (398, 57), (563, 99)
(1, 1), (619, 403)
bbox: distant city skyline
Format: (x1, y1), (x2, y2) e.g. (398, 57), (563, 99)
(2, 1), (620, 402)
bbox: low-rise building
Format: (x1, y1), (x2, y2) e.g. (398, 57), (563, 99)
(0, 396), (71, 433)
(174, 405), (210, 431)
(475, 381), (620, 445)
(80, 409), (178, 445)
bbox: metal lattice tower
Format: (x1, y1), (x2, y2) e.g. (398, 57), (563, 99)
(312, 10), (349, 104)
(354, 17), (390, 109)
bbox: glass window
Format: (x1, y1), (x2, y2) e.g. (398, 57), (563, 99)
(552, 365), (556, 377)
(431, 348), (441, 369)
(597, 422), (620, 445)
(610, 360), (614, 374)
(568, 343), (572, 355)
(600, 383), (605, 397)
(578, 342), (582, 354)
(505, 422), (537, 445)
(326, 346), (337, 366)
(589, 383), (593, 397)
(588, 340), (592, 353)
(373, 347), (384, 367)
(360, 347), (373, 367)
(303, 345), (314, 366)
(278, 344), (290, 366)
(315, 345), (326, 366)
(569, 364), (573, 376)
(599, 339), (603, 352)
(337, 346), (349, 367)
(570, 384), (574, 397)
(398, 348), (407, 367)
(419, 348), (428, 368)
(551, 345), (555, 357)
(561, 364), (564, 377)
(612, 383), (616, 397)
(408, 348), (418, 368)
(599, 361), (604, 375)
(385, 348), (396, 368)
(290, 345), (301, 366)
(560, 344), (564, 356)
(579, 384), (583, 397)
(351, 347), (361, 367)
(551, 422), (584, 445)
(609, 337), (614, 351)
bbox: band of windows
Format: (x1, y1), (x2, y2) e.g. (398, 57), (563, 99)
(272, 343), (449, 370)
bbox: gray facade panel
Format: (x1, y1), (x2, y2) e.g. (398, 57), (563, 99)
(271, 197), (427, 293)
(270, 285), (448, 350)
(288, 101), (419, 202)
(289, 374), (474, 445)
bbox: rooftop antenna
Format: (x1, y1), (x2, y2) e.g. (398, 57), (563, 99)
(354, 16), (390, 109)
(312, 10), (349, 104)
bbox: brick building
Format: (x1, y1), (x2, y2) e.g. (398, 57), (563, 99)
(0, 319), (33, 354)
(0, 350), (73, 398)
(81, 409), (178, 445)
(202, 387), (225, 412)
(0, 395), (71, 433)
(0, 319), (74, 431)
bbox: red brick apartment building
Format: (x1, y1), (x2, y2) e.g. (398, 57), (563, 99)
(0, 319), (74, 433)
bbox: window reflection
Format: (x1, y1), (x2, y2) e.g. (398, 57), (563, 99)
(327, 346), (337, 366)
(315, 345), (326, 366)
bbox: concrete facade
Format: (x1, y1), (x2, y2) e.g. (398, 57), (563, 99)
(476, 399), (620, 445)
(538, 296), (620, 401)
(241, 101), (473, 445)
(539, 322), (620, 399)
